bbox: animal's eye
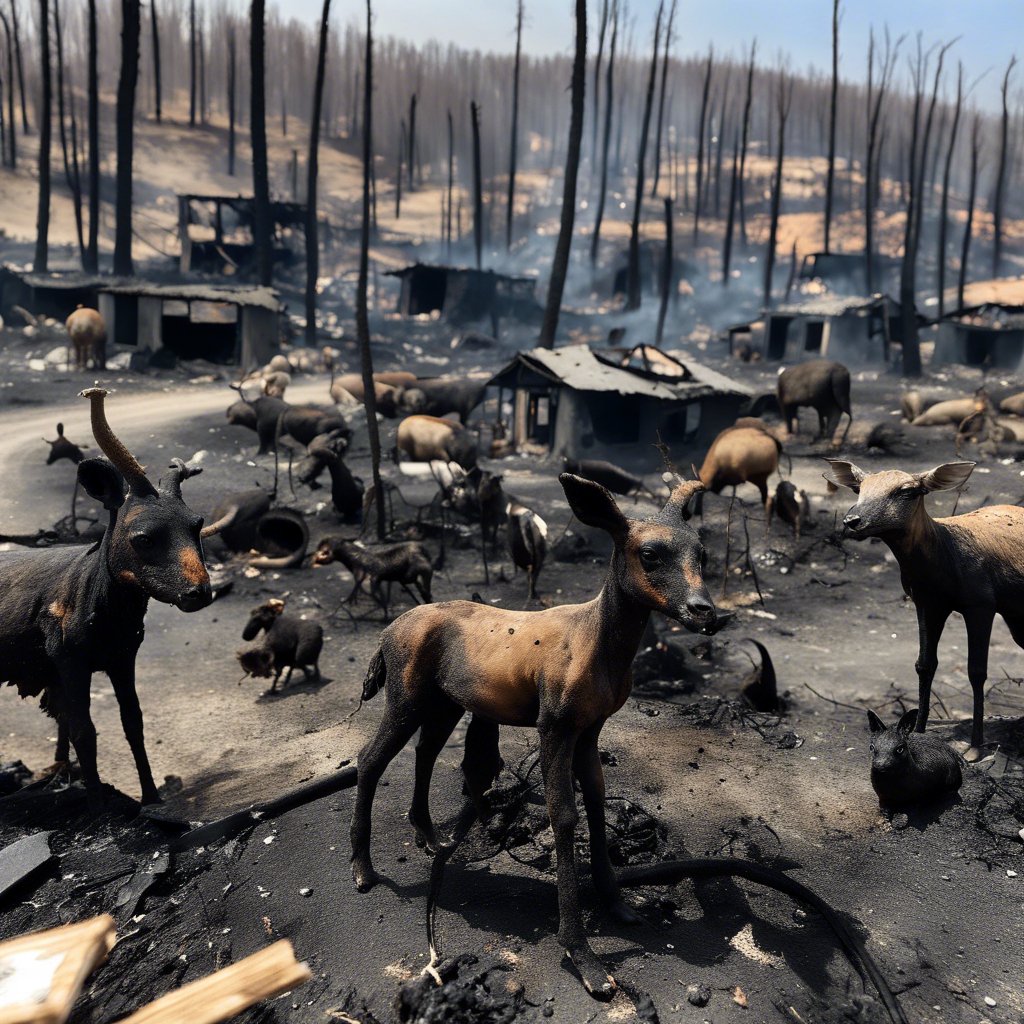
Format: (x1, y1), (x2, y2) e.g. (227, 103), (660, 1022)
(639, 546), (659, 565)
(130, 532), (155, 552)
(896, 744), (905, 755)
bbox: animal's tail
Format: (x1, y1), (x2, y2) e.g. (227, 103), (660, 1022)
(362, 645), (387, 701)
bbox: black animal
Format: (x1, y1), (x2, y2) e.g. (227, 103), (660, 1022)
(228, 385), (346, 454)
(767, 480), (810, 538)
(43, 423), (88, 465)
(563, 458), (654, 501)
(296, 429), (350, 489)
(0, 389), (229, 806)
(307, 434), (364, 522)
(313, 538), (433, 616)
(397, 377), (487, 424)
(237, 598), (324, 693)
(867, 709), (962, 809)
(777, 360), (853, 444)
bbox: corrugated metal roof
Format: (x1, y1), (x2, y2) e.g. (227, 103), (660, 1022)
(489, 346), (751, 399)
(98, 282), (281, 311)
(772, 293), (895, 317)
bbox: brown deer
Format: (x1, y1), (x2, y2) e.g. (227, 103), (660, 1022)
(825, 459), (1024, 751)
(350, 473), (718, 999)
(65, 306), (107, 371)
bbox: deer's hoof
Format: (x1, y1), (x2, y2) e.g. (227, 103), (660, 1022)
(569, 946), (616, 1001)
(352, 862), (380, 893)
(607, 897), (643, 926)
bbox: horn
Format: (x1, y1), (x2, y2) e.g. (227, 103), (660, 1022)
(663, 478), (705, 518)
(160, 457), (203, 498)
(200, 505), (238, 538)
(80, 388), (156, 496)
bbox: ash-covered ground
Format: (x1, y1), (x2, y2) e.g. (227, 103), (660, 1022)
(1, 316), (1022, 1024)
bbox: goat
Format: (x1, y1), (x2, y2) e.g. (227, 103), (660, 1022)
(237, 598), (323, 693)
(313, 538), (433, 617)
(695, 423), (781, 516)
(65, 306), (106, 371)
(825, 459), (1024, 751)
(396, 377), (487, 424)
(350, 474), (719, 998)
(331, 371), (415, 419)
(767, 480), (810, 538)
(563, 458), (654, 501)
(43, 423), (87, 465)
(395, 415), (478, 470)
(0, 388), (231, 806)
(228, 384), (345, 454)
(777, 360), (852, 444)
(506, 501), (547, 599)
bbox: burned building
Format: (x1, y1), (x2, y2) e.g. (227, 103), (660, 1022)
(177, 193), (307, 275)
(933, 303), (1024, 370)
(0, 267), (103, 323)
(98, 282), (281, 366)
(386, 263), (539, 329)
(798, 251), (898, 294)
(488, 344), (751, 467)
(735, 294), (906, 365)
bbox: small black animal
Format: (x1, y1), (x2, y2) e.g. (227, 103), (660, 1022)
(867, 708), (962, 809)
(237, 598), (324, 693)
(44, 422), (88, 465)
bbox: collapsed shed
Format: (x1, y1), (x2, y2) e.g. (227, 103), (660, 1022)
(98, 282), (281, 366)
(487, 344), (751, 467)
(735, 294), (906, 365)
(933, 304), (1024, 370)
(386, 263), (539, 328)
(0, 267), (103, 323)
(798, 251), (898, 294)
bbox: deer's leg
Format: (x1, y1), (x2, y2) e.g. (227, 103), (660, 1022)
(108, 661), (160, 805)
(351, 694), (421, 892)
(540, 721), (615, 1000)
(964, 609), (994, 750)
(574, 725), (641, 926)
(461, 714), (503, 812)
(914, 602), (948, 734)
(62, 670), (104, 807)
(409, 698), (464, 851)
(54, 720), (70, 764)
(825, 407), (842, 445)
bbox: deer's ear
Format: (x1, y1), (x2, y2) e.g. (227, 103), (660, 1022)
(918, 462), (974, 492)
(867, 710), (886, 734)
(78, 458), (126, 511)
(823, 460), (867, 493)
(559, 473), (628, 539)
(267, 599), (286, 615)
(897, 708), (919, 734)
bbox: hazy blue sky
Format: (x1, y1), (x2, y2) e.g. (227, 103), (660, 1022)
(281, 0), (1020, 110)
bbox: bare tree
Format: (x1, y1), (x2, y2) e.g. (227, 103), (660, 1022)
(227, 27), (236, 174)
(9, 0), (26, 132)
(304, 0), (331, 347)
(589, 0), (616, 265)
(626, 1), (662, 311)
(590, 0), (607, 168)
(992, 55), (1016, 277)
(250, 0), (272, 286)
(150, 0), (161, 123)
(406, 91), (416, 189)
(198, 19), (206, 124)
(958, 113), (982, 309)
(655, 197), (672, 343)
(113, 0), (140, 276)
(470, 99), (483, 268)
(936, 62), (963, 317)
(692, 47), (712, 241)
(711, 69), (730, 216)
(446, 107), (453, 249)
(762, 70), (793, 308)
(1, 12), (16, 166)
(538, 0), (586, 347)
(506, 0), (523, 250)
(357, 0), (385, 539)
(722, 129), (739, 283)
(737, 40), (755, 244)
(84, 0), (98, 271)
(53, 0), (84, 262)
(823, 0), (840, 252)
(394, 119), (404, 217)
(650, 0), (675, 197)
(33, 0), (50, 272)
(189, 0), (196, 126)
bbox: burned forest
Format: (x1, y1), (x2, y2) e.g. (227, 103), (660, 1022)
(1, 2), (1024, 1023)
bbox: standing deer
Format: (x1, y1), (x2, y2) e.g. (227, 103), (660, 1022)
(350, 474), (719, 998)
(825, 459), (1024, 751)
(65, 306), (107, 371)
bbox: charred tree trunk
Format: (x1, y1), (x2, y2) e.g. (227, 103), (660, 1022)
(864, 30), (899, 295)
(304, 0), (331, 347)
(506, 0), (522, 250)
(591, 0), (607, 168)
(470, 99), (483, 268)
(625, 2), (662, 311)
(189, 0), (196, 126)
(692, 47), (712, 242)
(650, 0), (675, 198)
(250, 0), (272, 286)
(395, 120), (404, 217)
(936, 62), (962, 318)
(227, 28), (236, 174)
(10, 0), (26, 132)
(150, 0), (161, 123)
(722, 129), (739, 284)
(762, 72), (791, 309)
(712, 72), (729, 217)
(737, 40), (755, 245)
(357, 0), (385, 540)
(32, 0), (50, 272)
(589, 0), (617, 266)
(113, 0), (139, 276)
(446, 107), (453, 249)
(655, 196), (672, 344)
(407, 92), (416, 190)
(1, 13), (15, 166)
(199, 21), (206, 124)
(538, 0), (586, 347)
(53, 0), (84, 262)
(958, 114), (981, 309)
(84, 0), (98, 271)
(992, 56), (1016, 277)
(823, 0), (839, 252)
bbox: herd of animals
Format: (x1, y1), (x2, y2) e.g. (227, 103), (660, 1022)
(2, 307), (1022, 1007)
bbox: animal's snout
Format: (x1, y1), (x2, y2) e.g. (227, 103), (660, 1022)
(843, 513), (862, 532)
(686, 596), (715, 619)
(177, 582), (212, 612)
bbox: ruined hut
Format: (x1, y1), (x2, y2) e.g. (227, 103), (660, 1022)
(738, 294), (906, 365)
(386, 263), (539, 329)
(488, 344), (751, 467)
(798, 251), (898, 294)
(0, 267), (103, 323)
(98, 282), (280, 366)
(933, 304), (1024, 370)
(177, 193), (307, 274)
